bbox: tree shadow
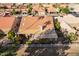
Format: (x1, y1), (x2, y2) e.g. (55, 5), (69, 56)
(19, 34), (29, 44)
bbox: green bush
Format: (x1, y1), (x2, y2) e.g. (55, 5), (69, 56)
(7, 31), (15, 41)
(58, 7), (70, 14)
(0, 51), (16, 56)
(38, 39), (49, 44)
(62, 7), (70, 14)
(15, 35), (20, 44)
(27, 4), (32, 8)
(55, 19), (61, 30)
(26, 41), (32, 45)
(0, 45), (18, 56)
(26, 38), (50, 44)
(27, 4), (32, 15)
(67, 33), (78, 41)
(27, 7), (32, 14)
(12, 9), (16, 15)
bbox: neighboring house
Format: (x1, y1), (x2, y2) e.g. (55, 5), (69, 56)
(18, 16), (58, 39)
(57, 14), (79, 33)
(0, 3), (13, 9)
(47, 5), (57, 14)
(69, 3), (79, 13)
(32, 4), (45, 16)
(62, 14), (79, 29)
(0, 16), (15, 34)
(59, 3), (68, 8)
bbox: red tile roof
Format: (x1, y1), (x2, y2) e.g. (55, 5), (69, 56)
(18, 16), (54, 34)
(0, 16), (15, 33)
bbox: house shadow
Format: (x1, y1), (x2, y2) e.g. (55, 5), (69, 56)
(23, 28), (70, 56)
(0, 29), (6, 39)
(53, 17), (71, 56)
(25, 46), (60, 56)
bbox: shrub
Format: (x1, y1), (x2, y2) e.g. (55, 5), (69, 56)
(27, 4), (32, 8)
(55, 19), (61, 30)
(62, 7), (70, 14)
(58, 7), (70, 14)
(38, 39), (50, 44)
(27, 4), (32, 15)
(12, 9), (16, 15)
(15, 35), (20, 44)
(7, 31), (15, 41)
(0, 45), (18, 56)
(26, 39), (50, 44)
(26, 41), (32, 45)
(67, 33), (78, 41)
(0, 51), (16, 56)
(27, 7), (32, 15)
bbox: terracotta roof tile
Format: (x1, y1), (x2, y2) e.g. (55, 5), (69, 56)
(0, 16), (15, 33)
(18, 16), (54, 34)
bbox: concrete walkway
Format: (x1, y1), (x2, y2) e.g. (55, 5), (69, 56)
(16, 44), (28, 56)
(65, 37), (79, 56)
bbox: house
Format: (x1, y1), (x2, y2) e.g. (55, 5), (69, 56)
(18, 16), (58, 39)
(0, 3), (13, 9)
(0, 16), (15, 34)
(32, 4), (45, 16)
(57, 14), (79, 33)
(69, 4), (79, 13)
(47, 5), (56, 14)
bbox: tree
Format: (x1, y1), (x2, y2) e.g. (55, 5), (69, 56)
(62, 7), (70, 14)
(55, 19), (61, 30)
(27, 6), (32, 15)
(7, 31), (15, 42)
(58, 7), (70, 14)
(28, 7), (32, 14)
(12, 9), (16, 15)
(27, 4), (33, 15)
